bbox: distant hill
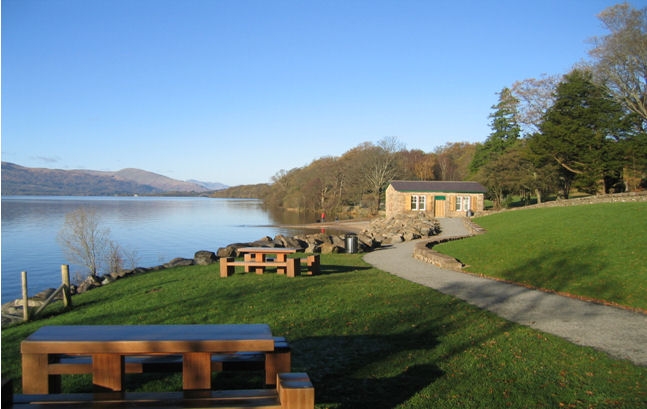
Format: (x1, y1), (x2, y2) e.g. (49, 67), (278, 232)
(1, 162), (218, 196)
(187, 179), (228, 191)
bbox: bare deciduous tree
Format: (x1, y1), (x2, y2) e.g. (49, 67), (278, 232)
(57, 207), (111, 278)
(511, 75), (559, 135)
(363, 136), (404, 213)
(589, 3), (647, 126)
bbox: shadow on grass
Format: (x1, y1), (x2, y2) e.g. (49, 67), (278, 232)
(291, 333), (444, 409)
(59, 333), (446, 409)
(316, 264), (372, 275)
(493, 243), (626, 304)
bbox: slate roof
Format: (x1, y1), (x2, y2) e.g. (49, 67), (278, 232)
(389, 180), (487, 193)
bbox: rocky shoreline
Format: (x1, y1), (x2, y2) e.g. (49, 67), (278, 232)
(2, 213), (441, 328)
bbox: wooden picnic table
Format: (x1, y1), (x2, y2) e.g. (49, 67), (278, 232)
(237, 247), (299, 274)
(21, 324), (275, 394)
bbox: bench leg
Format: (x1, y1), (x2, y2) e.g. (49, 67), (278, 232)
(265, 349), (291, 385)
(286, 258), (300, 278)
(92, 354), (124, 392)
(276, 254), (287, 275)
(244, 253), (253, 273)
(307, 255), (320, 276)
(183, 352), (212, 390)
(22, 353), (57, 394)
(220, 257), (235, 278)
(254, 254), (266, 274)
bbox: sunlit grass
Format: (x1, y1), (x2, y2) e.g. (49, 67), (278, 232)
(435, 202), (647, 310)
(2, 246), (646, 408)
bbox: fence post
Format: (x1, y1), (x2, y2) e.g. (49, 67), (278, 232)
(21, 271), (29, 322)
(61, 265), (72, 308)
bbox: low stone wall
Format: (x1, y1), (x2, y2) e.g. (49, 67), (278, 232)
(412, 218), (484, 270)
(480, 191), (647, 216)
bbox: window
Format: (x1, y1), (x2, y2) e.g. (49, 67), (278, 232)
(411, 195), (426, 211)
(455, 196), (471, 211)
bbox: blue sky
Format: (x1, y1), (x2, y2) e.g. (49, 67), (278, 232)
(2, 0), (639, 186)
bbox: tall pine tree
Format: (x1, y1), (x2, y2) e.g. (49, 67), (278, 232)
(532, 69), (628, 195)
(470, 88), (521, 173)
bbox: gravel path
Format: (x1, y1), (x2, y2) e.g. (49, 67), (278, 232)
(363, 218), (647, 366)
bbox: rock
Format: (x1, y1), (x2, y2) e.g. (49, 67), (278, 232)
(194, 250), (217, 265)
(320, 242), (344, 254)
(358, 233), (380, 250)
(217, 245), (238, 258)
(250, 236), (276, 247)
(360, 212), (440, 245)
(273, 235), (307, 250)
(163, 258), (194, 268)
(12, 298), (46, 308)
(32, 288), (57, 300)
(77, 275), (102, 293)
(305, 243), (321, 253)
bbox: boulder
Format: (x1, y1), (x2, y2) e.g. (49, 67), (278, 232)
(273, 234), (307, 250)
(77, 275), (102, 293)
(217, 245), (239, 258)
(32, 288), (57, 301)
(320, 242), (344, 254)
(360, 212), (440, 245)
(163, 258), (194, 268)
(194, 250), (217, 265)
(250, 236), (276, 247)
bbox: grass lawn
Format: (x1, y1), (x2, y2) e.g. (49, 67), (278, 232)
(2, 242), (646, 408)
(434, 202), (647, 311)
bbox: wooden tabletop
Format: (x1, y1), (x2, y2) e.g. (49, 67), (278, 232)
(237, 247), (298, 254)
(21, 324), (275, 354)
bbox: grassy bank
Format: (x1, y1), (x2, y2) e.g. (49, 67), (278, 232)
(435, 202), (647, 311)
(2, 248), (646, 408)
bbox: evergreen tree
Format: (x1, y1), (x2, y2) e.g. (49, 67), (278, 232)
(532, 69), (629, 195)
(470, 88), (521, 174)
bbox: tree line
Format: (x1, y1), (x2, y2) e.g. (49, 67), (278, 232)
(245, 3), (647, 215)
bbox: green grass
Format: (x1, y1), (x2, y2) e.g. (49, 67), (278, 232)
(435, 202), (647, 311)
(3, 246), (647, 408)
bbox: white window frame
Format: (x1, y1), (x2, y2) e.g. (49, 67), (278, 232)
(411, 195), (426, 211)
(455, 196), (471, 212)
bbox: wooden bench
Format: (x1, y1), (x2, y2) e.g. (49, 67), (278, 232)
(4, 372), (315, 408)
(264, 255), (320, 276)
(220, 258), (300, 277)
(220, 255), (320, 278)
(46, 337), (291, 387)
(300, 255), (320, 276)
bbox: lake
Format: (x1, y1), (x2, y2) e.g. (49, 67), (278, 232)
(1, 196), (318, 303)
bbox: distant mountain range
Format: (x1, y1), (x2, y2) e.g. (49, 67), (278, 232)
(1, 162), (228, 196)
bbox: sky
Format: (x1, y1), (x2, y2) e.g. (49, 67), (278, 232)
(2, 0), (643, 186)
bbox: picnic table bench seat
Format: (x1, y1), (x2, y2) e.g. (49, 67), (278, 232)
(4, 372), (315, 409)
(46, 337), (290, 387)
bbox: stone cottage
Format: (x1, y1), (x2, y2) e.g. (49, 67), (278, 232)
(385, 180), (487, 218)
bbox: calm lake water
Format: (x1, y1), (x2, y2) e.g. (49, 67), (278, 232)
(1, 196), (317, 303)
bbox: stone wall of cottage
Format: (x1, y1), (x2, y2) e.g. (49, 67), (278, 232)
(385, 185), (484, 218)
